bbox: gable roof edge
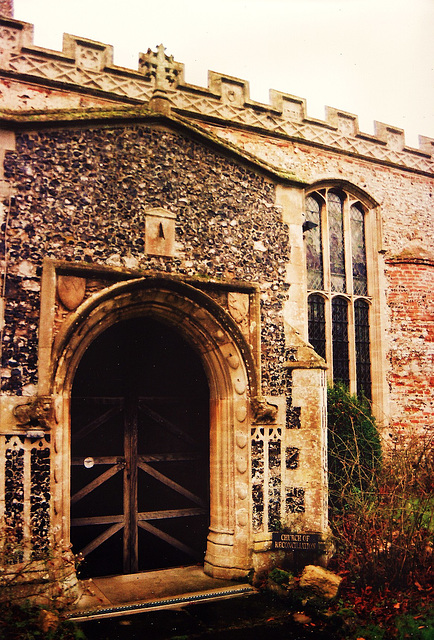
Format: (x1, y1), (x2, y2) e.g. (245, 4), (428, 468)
(0, 105), (306, 187)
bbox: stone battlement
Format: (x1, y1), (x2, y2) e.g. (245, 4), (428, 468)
(0, 16), (433, 174)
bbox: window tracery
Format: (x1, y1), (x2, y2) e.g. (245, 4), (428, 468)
(305, 186), (372, 398)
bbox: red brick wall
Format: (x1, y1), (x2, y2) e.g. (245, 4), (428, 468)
(202, 123), (434, 433)
(386, 259), (434, 434)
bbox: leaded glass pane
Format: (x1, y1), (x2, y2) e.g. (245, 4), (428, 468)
(351, 204), (368, 295)
(355, 299), (371, 399)
(308, 294), (326, 359)
(305, 195), (323, 290)
(332, 296), (349, 386)
(328, 192), (346, 293)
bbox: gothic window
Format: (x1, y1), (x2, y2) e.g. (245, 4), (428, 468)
(328, 192), (346, 293)
(305, 195), (323, 290)
(355, 299), (371, 398)
(332, 296), (349, 387)
(307, 293), (326, 360)
(351, 204), (368, 296)
(306, 187), (372, 399)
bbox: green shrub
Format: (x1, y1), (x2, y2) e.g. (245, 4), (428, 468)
(0, 601), (86, 639)
(395, 611), (434, 640)
(268, 567), (292, 586)
(327, 385), (433, 590)
(327, 383), (382, 509)
(352, 622), (386, 640)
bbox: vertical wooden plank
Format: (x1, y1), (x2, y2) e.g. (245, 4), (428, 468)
(130, 397), (138, 573)
(123, 399), (129, 574)
(123, 395), (138, 574)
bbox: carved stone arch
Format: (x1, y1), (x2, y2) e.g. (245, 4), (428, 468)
(52, 277), (258, 399)
(306, 178), (380, 208)
(50, 276), (257, 579)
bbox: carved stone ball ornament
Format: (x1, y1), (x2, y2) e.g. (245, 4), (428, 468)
(251, 396), (278, 424)
(13, 396), (53, 430)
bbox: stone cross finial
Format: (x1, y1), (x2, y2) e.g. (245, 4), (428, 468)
(139, 44), (181, 92)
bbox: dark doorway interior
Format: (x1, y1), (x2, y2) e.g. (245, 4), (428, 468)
(70, 317), (210, 579)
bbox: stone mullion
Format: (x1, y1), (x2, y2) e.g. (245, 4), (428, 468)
(267, 429), (282, 533)
(347, 299), (357, 396)
(263, 429), (270, 533)
(343, 196), (353, 295)
(343, 197), (357, 395)
(321, 192), (331, 294)
(321, 193), (334, 385)
(251, 429), (264, 533)
(324, 294), (333, 385)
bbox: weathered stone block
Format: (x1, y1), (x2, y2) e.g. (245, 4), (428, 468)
(299, 564), (342, 600)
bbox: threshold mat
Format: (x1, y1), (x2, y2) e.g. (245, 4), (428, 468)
(68, 585), (256, 621)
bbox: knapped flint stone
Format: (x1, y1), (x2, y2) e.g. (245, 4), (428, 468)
(2, 126), (290, 394)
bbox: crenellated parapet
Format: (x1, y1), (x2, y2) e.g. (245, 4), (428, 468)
(0, 16), (154, 104)
(0, 16), (433, 174)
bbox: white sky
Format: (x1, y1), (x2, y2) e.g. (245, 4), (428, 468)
(13, 0), (434, 148)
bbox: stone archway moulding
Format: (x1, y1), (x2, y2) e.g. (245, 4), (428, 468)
(48, 273), (259, 580)
(305, 178), (380, 208)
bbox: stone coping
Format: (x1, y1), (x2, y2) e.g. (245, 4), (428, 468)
(0, 16), (432, 176)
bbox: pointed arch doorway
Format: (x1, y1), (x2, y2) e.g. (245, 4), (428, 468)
(70, 316), (210, 579)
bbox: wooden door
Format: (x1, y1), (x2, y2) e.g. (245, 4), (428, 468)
(70, 318), (210, 578)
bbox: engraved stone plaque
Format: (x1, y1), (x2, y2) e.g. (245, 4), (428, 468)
(272, 532), (320, 551)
